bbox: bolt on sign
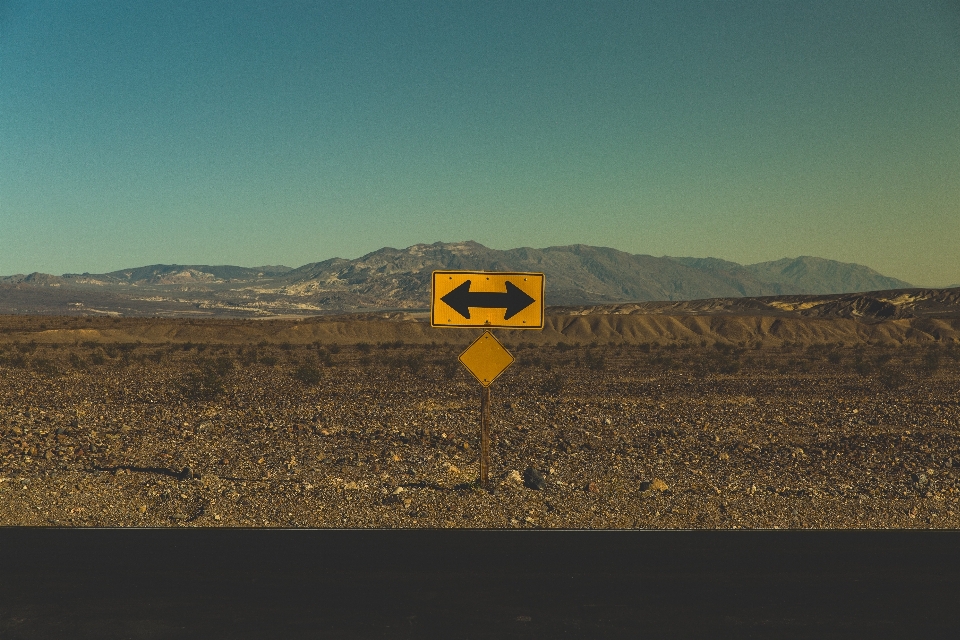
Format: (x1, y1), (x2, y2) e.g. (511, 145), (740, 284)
(431, 271), (544, 329)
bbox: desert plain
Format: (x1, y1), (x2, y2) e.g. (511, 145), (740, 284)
(1, 310), (959, 529)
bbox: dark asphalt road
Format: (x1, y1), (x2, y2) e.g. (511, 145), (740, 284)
(1, 529), (958, 639)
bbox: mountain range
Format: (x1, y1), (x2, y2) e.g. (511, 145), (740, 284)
(0, 241), (922, 317)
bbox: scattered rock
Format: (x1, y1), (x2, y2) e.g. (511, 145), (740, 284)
(523, 466), (546, 490)
(639, 480), (651, 492)
(179, 466), (194, 480)
(343, 481), (359, 490)
(502, 470), (522, 484)
(650, 478), (668, 491)
(587, 481), (599, 493)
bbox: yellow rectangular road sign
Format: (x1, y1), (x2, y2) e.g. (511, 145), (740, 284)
(431, 271), (544, 329)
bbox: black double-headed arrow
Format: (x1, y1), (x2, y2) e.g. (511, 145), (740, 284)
(441, 280), (536, 320)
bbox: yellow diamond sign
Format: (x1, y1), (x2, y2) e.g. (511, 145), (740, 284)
(458, 331), (514, 387)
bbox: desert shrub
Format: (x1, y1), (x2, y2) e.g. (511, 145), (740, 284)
(827, 351), (843, 365)
(650, 354), (674, 368)
(717, 357), (741, 374)
(541, 372), (563, 395)
(328, 344), (341, 354)
(440, 361), (459, 380)
(637, 343), (651, 354)
(182, 341), (195, 351)
(258, 354), (278, 367)
(196, 342), (208, 352)
(31, 358), (61, 377)
(317, 349), (333, 367)
(920, 351), (941, 376)
(406, 353), (425, 374)
(17, 341), (38, 354)
(239, 347), (258, 366)
(279, 342), (293, 351)
(872, 353), (894, 368)
(209, 356), (234, 376)
(89, 350), (106, 366)
(358, 355), (372, 367)
(3, 354), (28, 368)
(381, 354), (402, 369)
(878, 369), (907, 390)
(380, 353), (422, 373)
(522, 356), (542, 369)
(356, 342), (372, 354)
(148, 350), (164, 364)
(292, 364), (322, 386)
(851, 354), (873, 376)
(585, 350), (606, 371)
(69, 353), (88, 370)
(555, 341), (573, 352)
(181, 358), (232, 400)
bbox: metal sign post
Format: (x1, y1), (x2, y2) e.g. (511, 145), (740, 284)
(431, 271), (545, 490)
(480, 386), (491, 487)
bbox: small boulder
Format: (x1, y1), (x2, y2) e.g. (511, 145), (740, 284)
(650, 478), (669, 491)
(502, 469), (522, 484)
(523, 466), (546, 490)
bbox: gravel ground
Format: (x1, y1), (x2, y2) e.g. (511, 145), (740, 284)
(1, 337), (959, 528)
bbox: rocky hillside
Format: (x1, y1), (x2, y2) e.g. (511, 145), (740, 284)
(0, 241), (920, 317)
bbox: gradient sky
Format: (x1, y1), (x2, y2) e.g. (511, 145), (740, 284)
(2, 1), (958, 285)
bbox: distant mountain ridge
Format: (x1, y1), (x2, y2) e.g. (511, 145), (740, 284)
(0, 242), (917, 317)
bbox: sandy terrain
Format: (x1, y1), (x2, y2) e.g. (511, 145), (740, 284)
(1, 315), (958, 529)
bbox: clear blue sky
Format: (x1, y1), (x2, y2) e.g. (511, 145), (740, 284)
(2, 1), (958, 285)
